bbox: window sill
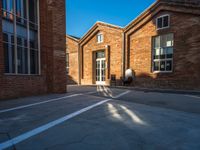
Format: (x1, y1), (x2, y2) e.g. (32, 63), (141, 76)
(153, 71), (173, 74)
(4, 73), (41, 76)
(156, 26), (170, 31)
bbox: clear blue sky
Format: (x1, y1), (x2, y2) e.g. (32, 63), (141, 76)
(66, 0), (156, 38)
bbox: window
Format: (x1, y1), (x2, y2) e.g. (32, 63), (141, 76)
(66, 53), (69, 74)
(2, 0), (40, 75)
(152, 33), (174, 72)
(97, 33), (103, 43)
(156, 15), (169, 30)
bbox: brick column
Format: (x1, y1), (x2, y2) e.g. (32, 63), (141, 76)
(46, 0), (67, 93)
(105, 45), (110, 85)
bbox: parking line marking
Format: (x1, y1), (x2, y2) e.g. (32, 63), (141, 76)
(0, 91), (98, 114)
(112, 90), (131, 99)
(185, 95), (200, 99)
(0, 94), (81, 114)
(0, 99), (111, 150)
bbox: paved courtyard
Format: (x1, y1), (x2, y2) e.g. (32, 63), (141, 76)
(0, 85), (200, 150)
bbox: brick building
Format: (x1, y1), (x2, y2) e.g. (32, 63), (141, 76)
(67, 0), (200, 90)
(0, 0), (67, 99)
(66, 35), (79, 84)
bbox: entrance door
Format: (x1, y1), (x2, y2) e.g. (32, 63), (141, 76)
(96, 58), (106, 85)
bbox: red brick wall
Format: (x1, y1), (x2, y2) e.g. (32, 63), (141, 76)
(80, 23), (123, 85)
(0, 0), (67, 99)
(66, 36), (79, 84)
(127, 7), (200, 90)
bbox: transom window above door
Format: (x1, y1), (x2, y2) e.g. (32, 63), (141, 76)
(96, 51), (105, 58)
(97, 33), (103, 43)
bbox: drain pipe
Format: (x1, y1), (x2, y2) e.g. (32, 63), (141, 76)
(122, 32), (126, 79)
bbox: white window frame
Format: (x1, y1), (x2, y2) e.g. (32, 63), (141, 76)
(97, 33), (103, 43)
(156, 14), (170, 30)
(152, 33), (174, 73)
(2, 0), (41, 75)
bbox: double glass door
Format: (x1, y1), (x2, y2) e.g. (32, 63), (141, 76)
(96, 58), (106, 85)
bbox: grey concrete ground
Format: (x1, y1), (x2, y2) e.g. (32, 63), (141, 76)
(0, 85), (200, 150)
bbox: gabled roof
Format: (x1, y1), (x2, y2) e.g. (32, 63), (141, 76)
(79, 21), (123, 44)
(124, 0), (200, 32)
(66, 35), (80, 42)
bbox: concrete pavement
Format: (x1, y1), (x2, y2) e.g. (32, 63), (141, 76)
(0, 85), (200, 150)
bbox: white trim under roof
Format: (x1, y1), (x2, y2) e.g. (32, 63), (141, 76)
(96, 21), (123, 29)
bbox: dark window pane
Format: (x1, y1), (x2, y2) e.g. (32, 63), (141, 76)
(29, 0), (37, 23)
(157, 18), (162, 28)
(30, 50), (39, 74)
(4, 43), (9, 73)
(160, 61), (166, 71)
(96, 51), (105, 58)
(163, 16), (169, 27)
(166, 47), (173, 58)
(160, 48), (166, 59)
(17, 46), (22, 73)
(166, 60), (172, 71)
(154, 61), (159, 71)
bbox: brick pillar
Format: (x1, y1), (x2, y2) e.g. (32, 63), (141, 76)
(46, 0), (67, 93)
(105, 45), (110, 85)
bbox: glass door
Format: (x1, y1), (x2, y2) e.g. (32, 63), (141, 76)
(96, 58), (106, 85)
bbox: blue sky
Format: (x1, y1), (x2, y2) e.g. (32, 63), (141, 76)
(66, 0), (155, 38)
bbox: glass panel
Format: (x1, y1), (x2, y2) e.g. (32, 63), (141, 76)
(154, 61), (159, 71)
(30, 50), (38, 74)
(17, 37), (28, 74)
(154, 48), (160, 59)
(166, 47), (173, 58)
(157, 17), (162, 28)
(160, 48), (166, 59)
(160, 61), (165, 71)
(16, 0), (27, 25)
(96, 51), (105, 58)
(163, 16), (169, 27)
(166, 60), (172, 71)
(166, 34), (173, 47)
(29, 0), (37, 24)
(154, 36), (160, 48)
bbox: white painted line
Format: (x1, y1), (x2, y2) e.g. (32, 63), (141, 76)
(0, 94), (81, 114)
(0, 99), (111, 150)
(185, 95), (200, 99)
(0, 91), (98, 114)
(112, 90), (131, 99)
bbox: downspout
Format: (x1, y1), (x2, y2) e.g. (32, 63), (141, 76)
(122, 32), (126, 79)
(78, 44), (81, 85)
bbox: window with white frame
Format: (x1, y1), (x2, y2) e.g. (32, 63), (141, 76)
(97, 33), (103, 43)
(2, 0), (40, 75)
(156, 15), (170, 30)
(152, 33), (174, 72)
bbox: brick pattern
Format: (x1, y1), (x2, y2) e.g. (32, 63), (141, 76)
(0, 0), (67, 99)
(66, 36), (79, 84)
(127, 8), (200, 90)
(66, 0), (200, 90)
(80, 24), (123, 85)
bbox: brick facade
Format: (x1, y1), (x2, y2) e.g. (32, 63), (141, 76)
(0, 0), (67, 99)
(67, 0), (200, 90)
(66, 35), (79, 84)
(79, 22), (123, 85)
(124, 0), (200, 90)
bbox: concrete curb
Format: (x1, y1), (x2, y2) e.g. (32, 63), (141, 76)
(68, 85), (200, 96)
